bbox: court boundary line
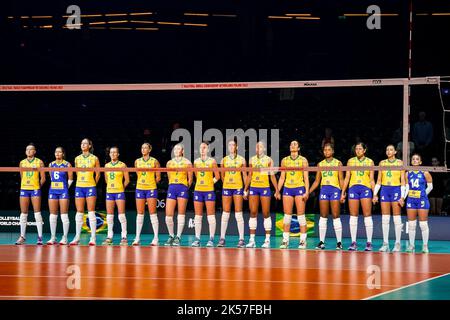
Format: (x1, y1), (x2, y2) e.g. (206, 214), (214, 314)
(362, 272), (450, 300)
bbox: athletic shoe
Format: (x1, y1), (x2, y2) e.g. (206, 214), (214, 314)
(46, 238), (57, 245)
(172, 236), (180, 246)
(336, 242), (343, 250)
(150, 238), (159, 246)
(246, 240), (256, 248)
(262, 239), (271, 248)
(279, 240), (289, 249)
(422, 244), (429, 253)
(392, 242), (401, 252)
(191, 238), (201, 247)
(120, 237), (128, 246)
(206, 238), (214, 247)
(89, 238), (96, 246)
(315, 241), (325, 250)
(164, 236), (174, 246)
(379, 243), (390, 252)
(364, 242), (373, 252)
(102, 238), (113, 246)
(237, 239), (245, 248)
(15, 236), (26, 245)
(406, 245), (415, 253)
(36, 237), (43, 245)
(298, 240), (307, 249)
(132, 239), (140, 246)
(69, 238), (80, 246)
(348, 241), (358, 251)
(217, 238), (226, 247)
(59, 237), (68, 245)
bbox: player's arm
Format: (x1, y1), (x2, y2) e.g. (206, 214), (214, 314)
(19, 161), (22, 181)
(243, 162), (252, 200)
(94, 157), (101, 184)
(269, 158), (280, 199)
(212, 159), (220, 183)
(277, 158), (286, 192)
(340, 160), (351, 202)
(309, 171), (321, 194)
(241, 159), (248, 185)
(369, 160), (375, 191)
(373, 161), (382, 204)
(123, 164), (130, 189)
(155, 160), (161, 183)
(303, 158), (310, 200)
(187, 161), (193, 188)
(67, 162), (74, 188)
(39, 160), (46, 186)
(399, 172), (409, 207)
(338, 161), (344, 190)
(425, 172), (433, 195)
(220, 158), (225, 181)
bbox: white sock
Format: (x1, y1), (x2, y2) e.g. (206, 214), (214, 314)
(34, 212), (43, 238)
(283, 232), (289, 242)
(364, 216), (373, 243)
(61, 214), (69, 238)
(194, 215), (202, 239)
(176, 214), (185, 238)
(333, 218), (342, 243)
(393, 215), (402, 244)
(74, 212), (84, 241)
(408, 220), (417, 247)
(250, 234), (255, 241)
(319, 217), (328, 242)
(165, 216), (174, 237)
(50, 214), (58, 239)
(119, 214), (127, 238)
(107, 214), (114, 239)
(220, 212), (230, 239)
(235, 212), (244, 240)
(19, 213), (28, 238)
(300, 233), (307, 242)
(208, 215), (216, 239)
(264, 217), (272, 241)
(419, 221), (429, 246)
(135, 214), (144, 241)
(88, 211), (97, 240)
(349, 216), (358, 242)
(150, 214), (159, 239)
(382, 214), (390, 244)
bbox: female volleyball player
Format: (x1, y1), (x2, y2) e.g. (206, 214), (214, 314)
(191, 142), (220, 247)
(165, 143), (193, 246)
(341, 142), (375, 251)
(70, 138), (100, 246)
(133, 143), (161, 246)
(244, 141), (280, 248)
(400, 154), (433, 253)
(277, 140), (310, 249)
(372, 145), (406, 252)
(219, 139), (247, 248)
(47, 147), (73, 245)
(15, 143), (46, 245)
(309, 143), (344, 250)
(102, 147), (130, 246)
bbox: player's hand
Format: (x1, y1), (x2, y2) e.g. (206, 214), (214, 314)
(372, 196), (379, 204)
(303, 192), (309, 201)
(274, 191), (281, 200)
(243, 190), (249, 200)
(340, 194), (346, 204)
(398, 198), (405, 207)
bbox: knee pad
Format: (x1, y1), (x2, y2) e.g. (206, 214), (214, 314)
(195, 215), (202, 224)
(419, 221), (429, 231)
(34, 212), (43, 223)
(382, 215), (391, 224)
(298, 214), (307, 227)
(319, 217), (328, 228)
(393, 215), (402, 225)
(249, 217), (257, 230)
(333, 218), (342, 229)
(88, 211), (96, 220)
(207, 215), (216, 224)
(75, 212), (84, 223)
(408, 220), (417, 231)
(20, 213), (28, 224)
(118, 214), (127, 223)
(264, 217), (272, 231)
(283, 214), (292, 225)
(165, 216), (174, 224)
(235, 212), (244, 223)
(364, 216), (373, 227)
(349, 216), (358, 226)
(60, 214), (69, 224)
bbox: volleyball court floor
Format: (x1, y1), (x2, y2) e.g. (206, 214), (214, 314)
(0, 233), (449, 300)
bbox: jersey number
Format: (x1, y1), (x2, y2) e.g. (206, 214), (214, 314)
(411, 178), (420, 188)
(53, 171), (60, 180)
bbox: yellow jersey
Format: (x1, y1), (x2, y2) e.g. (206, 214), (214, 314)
(222, 155), (245, 190)
(136, 157), (158, 190)
(105, 161), (126, 193)
(319, 158), (341, 189)
(194, 157), (215, 192)
(250, 155), (272, 188)
(349, 156), (373, 188)
(380, 159), (403, 186)
(75, 154), (98, 187)
(20, 157), (42, 190)
(167, 157), (191, 186)
(282, 155), (306, 188)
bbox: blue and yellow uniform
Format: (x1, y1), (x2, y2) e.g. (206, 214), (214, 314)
(348, 156), (373, 200)
(167, 157), (191, 200)
(282, 155), (307, 197)
(135, 157), (158, 199)
(222, 154), (245, 196)
(406, 171), (430, 209)
(379, 159), (403, 203)
(74, 154), (98, 198)
(20, 157), (43, 198)
(194, 157), (216, 202)
(49, 160), (70, 200)
(105, 161), (126, 201)
(318, 158), (342, 201)
(249, 155), (272, 197)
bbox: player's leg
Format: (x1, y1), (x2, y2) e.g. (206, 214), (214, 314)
(280, 195), (294, 248)
(192, 199), (204, 247)
(219, 193), (232, 246)
(348, 198), (360, 251)
(117, 197), (127, 245)
(206, 198), (216, 247)
(147, 196), (159, 246)
(361, 198), (373, 251)
(380, 201), (392, 252)
(316, 199), (330, 249)
(71, 195), (86, 245)
(174, 197), (188, 245)
(17, 193), (30, 244)
(295, 195), (307, 249)
(86, 195), (97, 245)
(164, 197), (176, 246)
(330, 200), (343, 249)
(59, 197), (70, 245)
(233, 192), (245, 247)
(31, 193), (43, 244)
(260, 195), (272, 248)
(47, 197), (59, 244)
(103, 197), (115, 245)
(134, 195), (146, 245)
(406, 208), (418, 252)
(246, 194), (259, 248)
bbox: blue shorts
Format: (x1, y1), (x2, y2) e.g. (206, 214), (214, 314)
(380, 186), (401, 203)
(319, 185), (341, 201)
(20, 189), (41, 198)
(48, 192), (69, 200)
(167, 184), (189, 200)
(348, 185), (372, 200)
(106, 192), (125, 201)
(249, 187), (271, 197)
(407, 197), (430, 210)
(283, 186), (306, 197)
(222, 188), (243, 196)
(75, 187), (97, 198)
(194, 191), (216, 202)
(135, 189), (158, 199)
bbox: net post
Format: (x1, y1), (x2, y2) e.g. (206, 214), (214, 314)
(402, 81), (410, 164)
